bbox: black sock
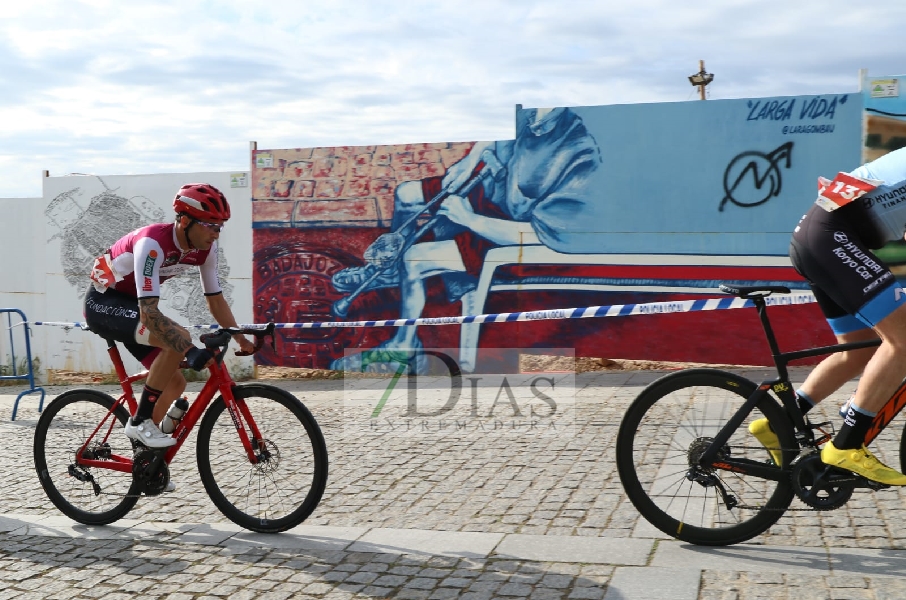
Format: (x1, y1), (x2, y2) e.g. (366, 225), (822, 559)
(833, 405), (876, 450)
(796, 390), (816, 415)
(133, 384), (162, 425)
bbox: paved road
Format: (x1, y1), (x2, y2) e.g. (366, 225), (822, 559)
(2, 367), (906, 599)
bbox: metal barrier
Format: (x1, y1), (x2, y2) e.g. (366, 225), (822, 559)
(1, 309), (45, 420)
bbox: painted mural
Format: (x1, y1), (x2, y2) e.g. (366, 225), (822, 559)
(252, 94), (864, 371)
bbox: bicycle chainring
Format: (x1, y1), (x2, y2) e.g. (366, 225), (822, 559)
(791, 453), (854, 510)
(132, 448), (170, 497)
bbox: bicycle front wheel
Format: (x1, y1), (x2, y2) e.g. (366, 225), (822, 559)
(616, 369), (796, 546)
(196, 384), (328, 533)
(33, 389), (140, 525)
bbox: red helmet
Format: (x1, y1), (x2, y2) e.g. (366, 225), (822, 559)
(173, 183), (231, 221)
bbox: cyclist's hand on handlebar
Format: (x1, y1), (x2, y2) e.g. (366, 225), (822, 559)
(234, 335), (256, 356)
(185, 347), (214, 371)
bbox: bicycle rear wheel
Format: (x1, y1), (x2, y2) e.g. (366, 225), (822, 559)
(616, 369), (796, 546)
(196, 384), (328, 533)
(33, 389), (140, 525)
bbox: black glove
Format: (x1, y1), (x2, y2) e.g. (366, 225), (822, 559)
(185, 347), (214, 371)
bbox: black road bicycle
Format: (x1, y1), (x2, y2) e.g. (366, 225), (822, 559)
(616, 283), (906, 546)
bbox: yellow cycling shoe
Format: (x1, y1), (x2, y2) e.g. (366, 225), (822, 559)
(821, 442), (906, 486)
(748, 418), (783, 466)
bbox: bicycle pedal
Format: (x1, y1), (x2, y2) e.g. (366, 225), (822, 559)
(130, 440), (164, 456)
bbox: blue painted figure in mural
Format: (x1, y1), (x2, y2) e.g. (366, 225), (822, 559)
(750, 146), (906, 485)
(330, 107), (602, 372)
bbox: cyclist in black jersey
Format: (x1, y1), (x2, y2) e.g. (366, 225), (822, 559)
(751, 147), (906, 485)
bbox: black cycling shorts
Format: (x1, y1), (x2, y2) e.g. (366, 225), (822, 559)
(789, 202), (903, 334)
(83, 287), (160, 367)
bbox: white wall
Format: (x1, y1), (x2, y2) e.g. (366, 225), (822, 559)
(0, 196), (46, 380)
(0, 171), (253, 381)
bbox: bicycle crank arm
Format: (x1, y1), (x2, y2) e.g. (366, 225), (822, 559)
(823, 467), (892, 491)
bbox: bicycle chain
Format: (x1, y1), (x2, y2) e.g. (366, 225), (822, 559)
(721, 444), (847, 512)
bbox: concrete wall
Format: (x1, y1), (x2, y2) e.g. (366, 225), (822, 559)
(0, 172), (253, 381)
(2, 84), (898, 375)
(249, 93), (862, 369)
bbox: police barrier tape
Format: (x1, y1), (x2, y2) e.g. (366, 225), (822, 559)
(33, 291), (817, 330)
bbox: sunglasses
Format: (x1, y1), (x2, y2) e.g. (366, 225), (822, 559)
(194, 220), (225, 233)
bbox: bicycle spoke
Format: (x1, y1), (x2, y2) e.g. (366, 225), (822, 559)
(34, 390), (139, 525)
(616, 370), (794, 545)
(196, 384), (327, 533)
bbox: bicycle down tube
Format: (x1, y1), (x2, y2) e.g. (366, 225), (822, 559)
(77, 337), (270, 472)
(698, 291), (888, 475)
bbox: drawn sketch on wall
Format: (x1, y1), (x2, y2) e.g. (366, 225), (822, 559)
(46, 177), (234, 332)
(329, 107), (603, 373)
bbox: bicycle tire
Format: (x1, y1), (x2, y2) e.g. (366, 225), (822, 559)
(196, 384), (328, 533)
(899, 422), (906, 475)
(33, 389), (140, 525)
(616, 369), (796, 546)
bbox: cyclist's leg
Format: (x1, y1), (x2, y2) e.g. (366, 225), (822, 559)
(848, 303), (906, 415)
(794, 293), (878, 406)
(84, 287), (157, 376)
(84, 288), (179, 447)
(792, 232), (906, 414)
(136, 339), (187, 425)
(790, 205), (906, 483)
(788, 207), (886, 409)
(153, 370), (186, 424)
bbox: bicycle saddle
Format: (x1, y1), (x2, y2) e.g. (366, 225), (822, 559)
(719, 283), (791, 298)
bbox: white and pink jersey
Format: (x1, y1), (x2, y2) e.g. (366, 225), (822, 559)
(90, 223), (221, 298)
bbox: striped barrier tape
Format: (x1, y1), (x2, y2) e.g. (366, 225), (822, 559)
(33, 291), (817, 330)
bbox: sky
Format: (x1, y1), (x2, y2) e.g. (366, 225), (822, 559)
(2, 0), (905, 198)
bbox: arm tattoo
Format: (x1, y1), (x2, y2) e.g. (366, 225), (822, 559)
(138, 297), (193, 354)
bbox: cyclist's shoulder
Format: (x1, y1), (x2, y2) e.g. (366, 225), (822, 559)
(137, 222), (174, 240)
(852, 147), (906, 186)
(113, 223), (174, 251)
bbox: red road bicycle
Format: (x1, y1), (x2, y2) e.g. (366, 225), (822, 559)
(33, 323), (328, 533)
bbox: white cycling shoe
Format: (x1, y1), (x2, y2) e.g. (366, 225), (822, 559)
(124, 419), (176, 449)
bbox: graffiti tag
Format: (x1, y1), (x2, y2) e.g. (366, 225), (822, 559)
(746, 94), (847, 122)
(719, 142), (794, 212)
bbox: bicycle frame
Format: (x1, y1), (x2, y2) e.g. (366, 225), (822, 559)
(699, 291), (906, 473)
(75, 337), (265, 475)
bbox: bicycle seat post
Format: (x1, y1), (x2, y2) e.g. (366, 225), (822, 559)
(752, 296), (789, 381)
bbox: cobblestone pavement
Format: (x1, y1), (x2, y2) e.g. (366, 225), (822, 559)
(3, 367), (906, 598)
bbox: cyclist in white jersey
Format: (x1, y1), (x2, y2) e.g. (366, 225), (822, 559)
(751, 146), (906, 485)
(85, 183), (254, 454)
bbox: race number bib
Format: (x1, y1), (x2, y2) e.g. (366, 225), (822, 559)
(815, 172), (882, 212)
(89, 253), (122, 292)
